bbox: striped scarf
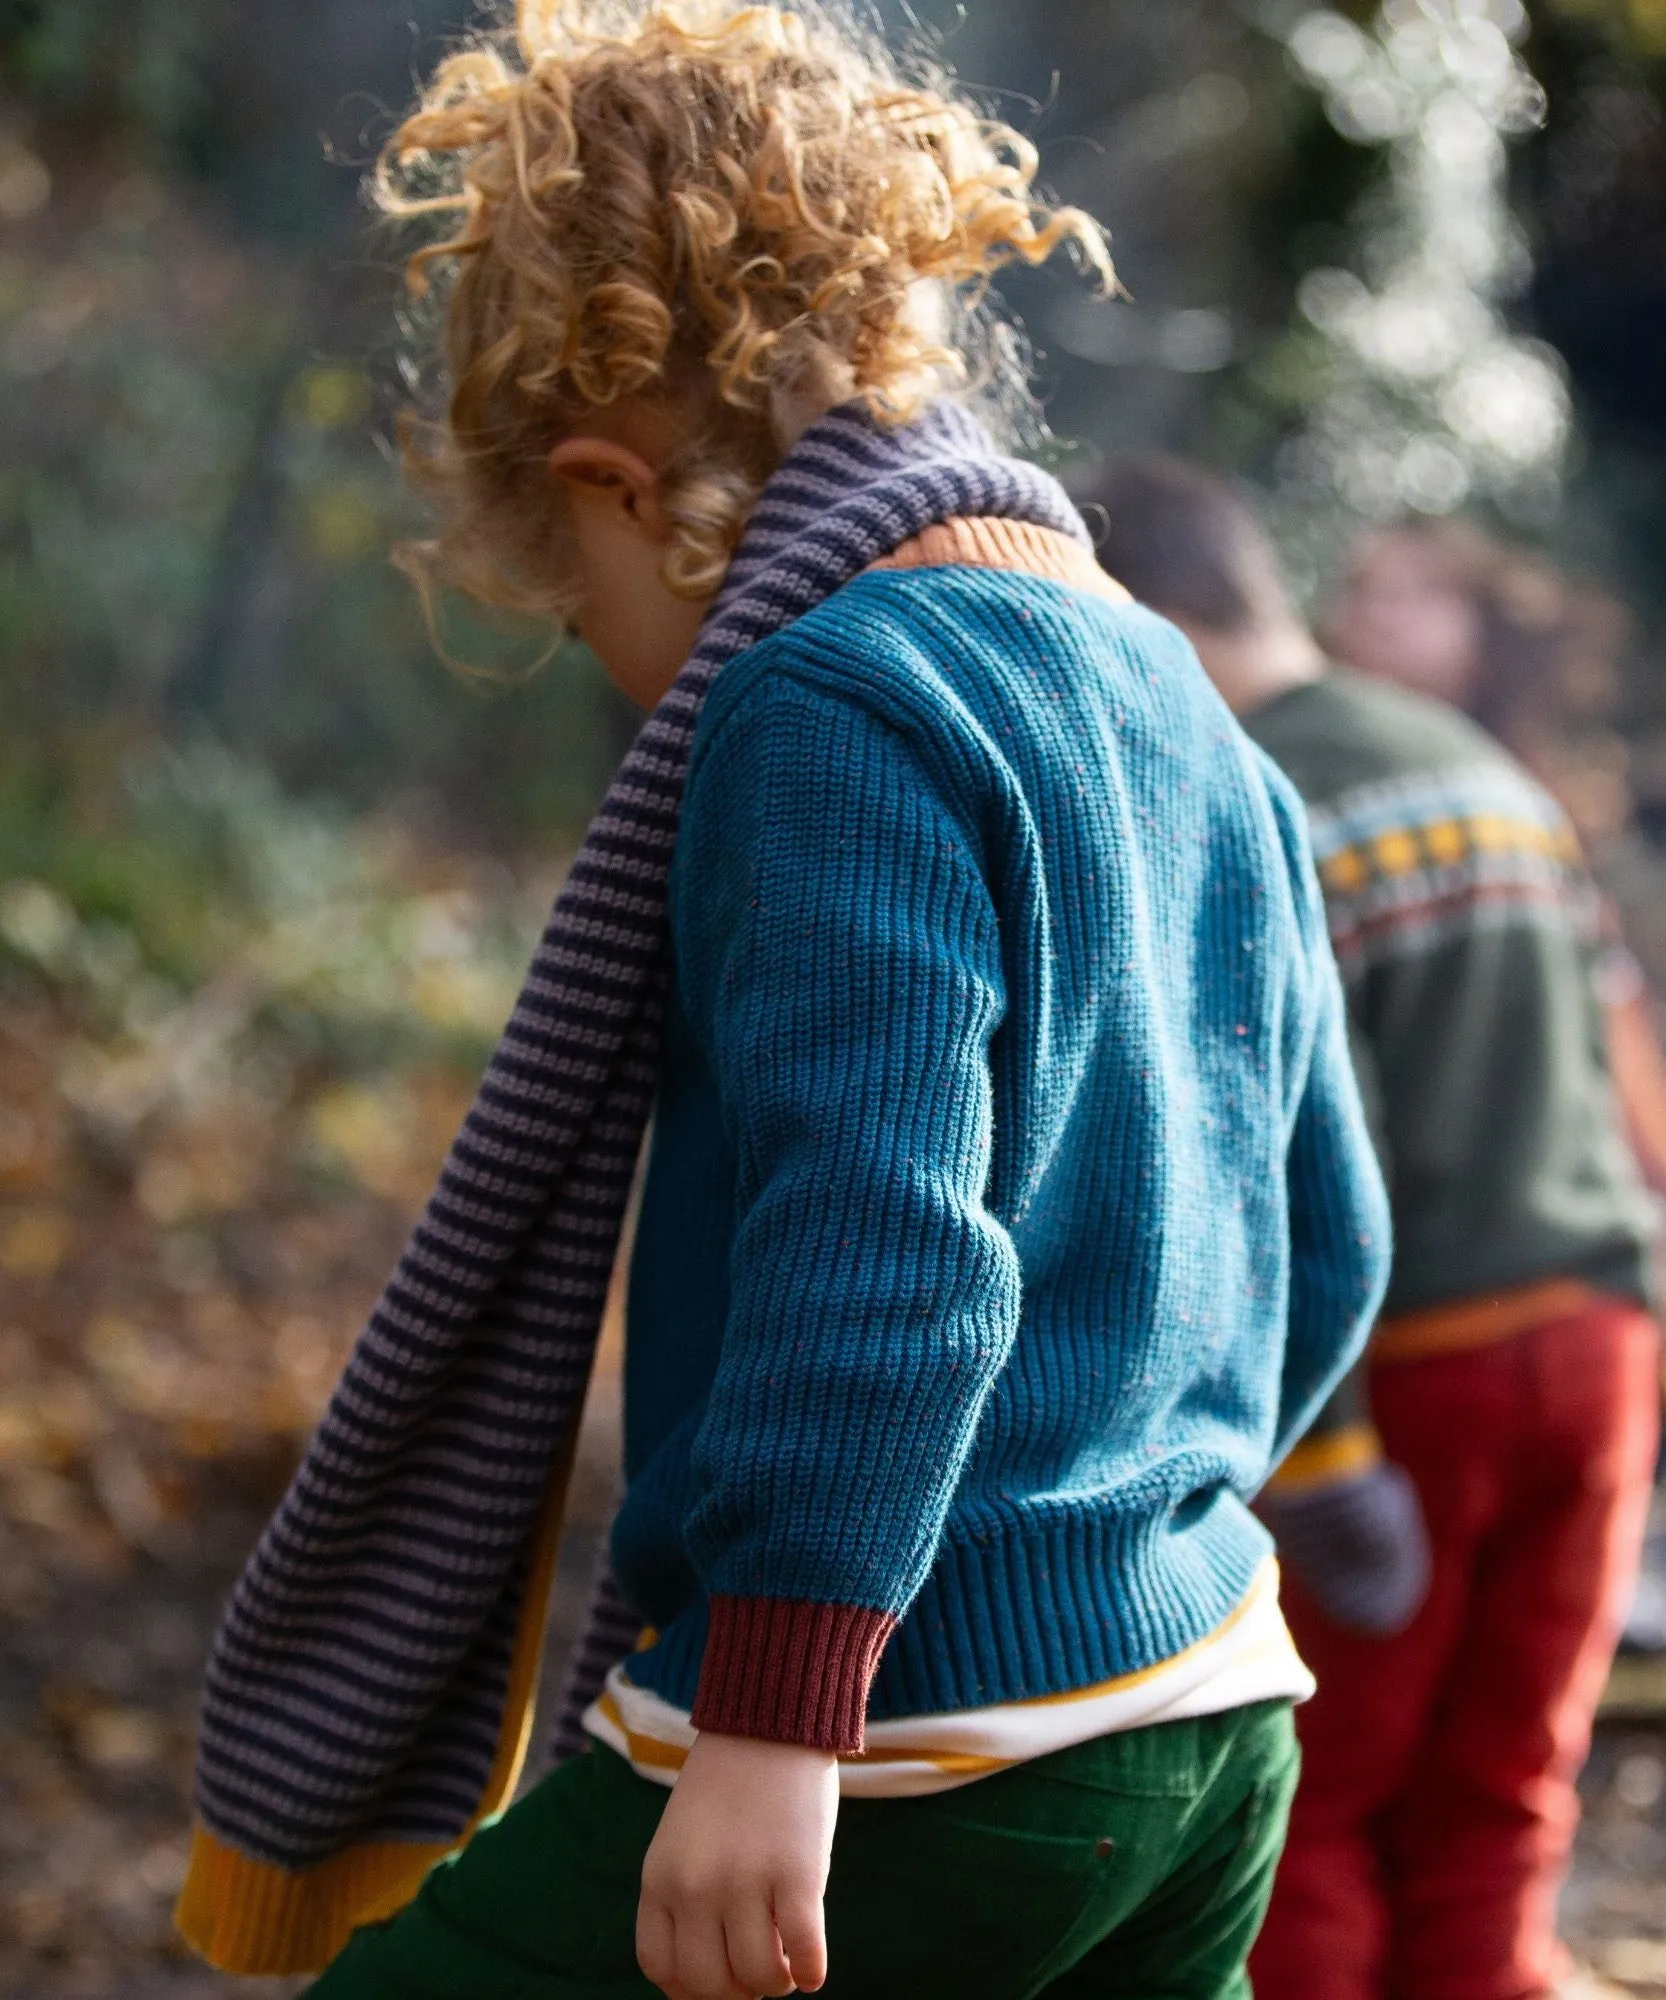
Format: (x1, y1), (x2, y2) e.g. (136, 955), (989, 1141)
(185, 401), (1087, 1951)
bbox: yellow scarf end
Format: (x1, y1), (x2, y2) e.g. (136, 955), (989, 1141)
(173, 1819), (462, 1975)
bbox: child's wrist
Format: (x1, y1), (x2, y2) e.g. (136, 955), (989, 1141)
(692, 1730), (838, 1772)
(691, 1594), (896, 1752)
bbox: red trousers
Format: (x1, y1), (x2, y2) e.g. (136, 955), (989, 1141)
(1252, 1299), (1660, 2000)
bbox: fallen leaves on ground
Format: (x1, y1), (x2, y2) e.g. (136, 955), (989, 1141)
(0, 974), (624, 1998)
(0, 987), (462, 1995)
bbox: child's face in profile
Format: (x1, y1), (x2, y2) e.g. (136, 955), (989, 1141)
(548, 402), (714, 709)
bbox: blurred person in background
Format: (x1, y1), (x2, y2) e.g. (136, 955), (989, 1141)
(1331, 520), (1666, 1656)
(1082, 455), (1660, 2000)
(1328, 521), (1666, 1201)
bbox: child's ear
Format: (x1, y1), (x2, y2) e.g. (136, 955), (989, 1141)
(548, 438), (670, 542)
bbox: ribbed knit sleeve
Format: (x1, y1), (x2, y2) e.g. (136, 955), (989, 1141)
(671, 672), (1018, 1751)
(1266, 781), (1394, 1469)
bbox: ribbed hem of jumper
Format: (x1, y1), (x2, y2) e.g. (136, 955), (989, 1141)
(625, 1491), (1273, 1728)
(691, 1596), (896, 1750)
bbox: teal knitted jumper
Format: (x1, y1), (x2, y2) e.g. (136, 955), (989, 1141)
(613, 564), (1391, 1751)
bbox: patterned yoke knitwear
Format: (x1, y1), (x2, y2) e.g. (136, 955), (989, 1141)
(1245, 671), (1654, 1471)
(1243, 671), (1660, 2000)
(178, 402), (1391, 1978)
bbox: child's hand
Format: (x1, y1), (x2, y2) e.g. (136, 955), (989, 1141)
(1261, 1459), (1432, 1634)
(636, 1731), (839, 2000)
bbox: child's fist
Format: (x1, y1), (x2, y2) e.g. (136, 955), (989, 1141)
(1261, 1459), (1432, 1634)
(637, 1731), (839, 2000)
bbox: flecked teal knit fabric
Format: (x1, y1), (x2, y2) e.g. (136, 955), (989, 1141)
(614, 565), (1391, 1740)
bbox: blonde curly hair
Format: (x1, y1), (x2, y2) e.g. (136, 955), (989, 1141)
(377, 0), (1114, 627)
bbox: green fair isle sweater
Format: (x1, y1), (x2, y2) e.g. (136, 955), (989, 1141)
(1244, 670), (1654, 1446)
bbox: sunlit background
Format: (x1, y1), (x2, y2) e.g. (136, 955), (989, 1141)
(2, 2), (1665, 1992)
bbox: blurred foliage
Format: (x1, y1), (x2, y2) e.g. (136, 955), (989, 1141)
(1320, 0), (1666, 57)
(0, 0), (209, 146)
(0, 769), (531, 1987)
(1540, 0), (1666, 56)
(0, 740), (552, 1081)
(1, 0), (625, 915)
(1, 0), (1660, 879)
(0, 131), (622, 861)
(933, 2), (1666, 618)
(0, 0), (1657, 1029)
(1202, 3), (1577, 600)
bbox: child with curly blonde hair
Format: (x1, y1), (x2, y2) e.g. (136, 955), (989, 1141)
(177, 7), (1390, 1996)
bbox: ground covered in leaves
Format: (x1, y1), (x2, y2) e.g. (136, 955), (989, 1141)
(0, 976), (624, 1997)
(0, 781), (623, 1995)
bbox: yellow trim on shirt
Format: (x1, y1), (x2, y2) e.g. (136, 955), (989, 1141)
(958, 1561), (1270, 1717)
(1263, 1423), (1382, 1495)
(590, 1559), (1309, 1793)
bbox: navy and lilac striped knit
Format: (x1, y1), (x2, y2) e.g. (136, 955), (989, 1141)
(178, 399), (1389, 1975)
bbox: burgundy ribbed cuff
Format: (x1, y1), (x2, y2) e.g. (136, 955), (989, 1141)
(691, 1595), (897, 1752)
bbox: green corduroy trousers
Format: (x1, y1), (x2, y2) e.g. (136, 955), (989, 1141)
(305, 1699), (1297, 2000)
